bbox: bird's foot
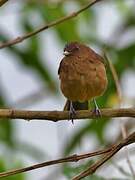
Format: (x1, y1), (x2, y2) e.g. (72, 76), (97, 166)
(92, 99), (101, 117)
(92, 107), (101, 117)
(69, 101), (76, 124)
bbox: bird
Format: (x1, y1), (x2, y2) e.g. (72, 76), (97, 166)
(58, 42), (108, 122)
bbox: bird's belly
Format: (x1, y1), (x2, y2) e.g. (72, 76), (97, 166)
(60, 79), (86, 101)
(60, 73), (107, 102)
(86, 76), (107, 100)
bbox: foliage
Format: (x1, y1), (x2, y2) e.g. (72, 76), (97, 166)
(0, 158), (24, 180)
(0, 0), (135, 179)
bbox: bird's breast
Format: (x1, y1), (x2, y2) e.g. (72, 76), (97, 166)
(59, 58), (107, 101)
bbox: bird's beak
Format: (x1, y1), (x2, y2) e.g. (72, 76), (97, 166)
(63, 51), (71, 56)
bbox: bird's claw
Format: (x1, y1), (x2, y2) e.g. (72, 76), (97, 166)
(92, 107), (101, 117)
(69, 109), (76, 124)
(69, 101), (76, 124)
(92, 99), (101, 117)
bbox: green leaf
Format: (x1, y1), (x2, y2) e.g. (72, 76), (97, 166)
(0, 93), (13, 146)
(0, 158), (25, 180)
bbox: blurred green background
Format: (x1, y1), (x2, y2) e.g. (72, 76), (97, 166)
(0, 0), (135, 179)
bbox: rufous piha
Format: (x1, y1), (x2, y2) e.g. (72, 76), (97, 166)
(58, 42), (108, 121)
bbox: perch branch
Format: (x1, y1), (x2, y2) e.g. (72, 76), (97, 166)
(0, 0), (103, 49)
(0, 108), (135, 121)
(0, 0), (8, 7)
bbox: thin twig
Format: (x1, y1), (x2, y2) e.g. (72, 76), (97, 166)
(72, 132), (135, 180)
(104, 53), (135, 178)
(103, 52), (122, 104)
(0, 108), (135, 121)
(121, 124), (135, 178)
(0, 145), (114, 178)
(0, 132), (135, 178)
(0, 0), (103, 49)
(0, 0), (8, 7)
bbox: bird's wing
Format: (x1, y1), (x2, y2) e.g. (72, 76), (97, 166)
(91, 52), (105, 65)
(73, 57), (96, 75)
(88, 47), (105, 65)
(58, 57), (75, 76)
(58, 60), (63, 75)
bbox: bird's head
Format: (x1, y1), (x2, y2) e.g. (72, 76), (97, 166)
(63, 42), (80, 56)
(63, 42), (104, 64)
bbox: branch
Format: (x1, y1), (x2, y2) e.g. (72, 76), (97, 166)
(0, 146), (114, 178)
(104, 52), (135, 177)
(104, 52), (122, 104)
(72, 132), (135, 180)
(0, 0), (103, 49)
(0, 0), (8, 7)
(0, 108), (135, 121)
(0, 132), (135, 178)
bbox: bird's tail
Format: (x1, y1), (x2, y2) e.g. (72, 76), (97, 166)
(64, 100), (88, 111)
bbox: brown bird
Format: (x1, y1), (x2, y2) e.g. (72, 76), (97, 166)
(58, 42), (108, 121)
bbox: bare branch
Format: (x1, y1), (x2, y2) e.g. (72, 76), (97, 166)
(0, 131), (135, 178)
(0, 146), (114, 178)
(72, 132), (135, 180)
(104, 53), (135, 177)
(0, 108), (135, 121)
(0, 0), (8, 7)
(0, 0), (103, 49)
(104, 52), (122, 104)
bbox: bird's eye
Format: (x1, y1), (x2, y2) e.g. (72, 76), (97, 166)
(63, 43), (80, 53)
